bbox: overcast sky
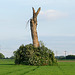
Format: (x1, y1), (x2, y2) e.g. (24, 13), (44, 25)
(0, 0), (75, 57)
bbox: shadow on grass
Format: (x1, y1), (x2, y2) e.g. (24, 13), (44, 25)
(0, 64), (15, 65)
(2, 66), (31, 75)
(22, 66), (39, 75)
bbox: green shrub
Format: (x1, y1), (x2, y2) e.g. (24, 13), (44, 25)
(14, 42), (57, 66)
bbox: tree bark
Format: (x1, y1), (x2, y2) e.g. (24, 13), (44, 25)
(30, 7), (41, 47)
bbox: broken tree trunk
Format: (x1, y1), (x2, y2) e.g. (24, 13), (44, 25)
(30, 7), (41, 47)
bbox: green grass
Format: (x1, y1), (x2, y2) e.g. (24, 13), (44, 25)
(0, 59), (75, 75)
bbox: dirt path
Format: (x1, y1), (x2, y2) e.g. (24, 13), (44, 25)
(58, 60), (75, 62)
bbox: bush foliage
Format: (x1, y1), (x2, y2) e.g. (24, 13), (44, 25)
(14, 42), (57, 66)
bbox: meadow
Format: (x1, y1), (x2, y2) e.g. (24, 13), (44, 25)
(0, 59), (75, 75)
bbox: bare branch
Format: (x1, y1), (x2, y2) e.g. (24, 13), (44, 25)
(36, 7), (41, 16)
(32, 7), (35, 14)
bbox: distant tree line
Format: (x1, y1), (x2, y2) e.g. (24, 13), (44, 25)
(0, 53), (5, 59)
(55, 56), (65, 60)
(56, 55), (75, 60)
(66, 55), (75, 59)
(0, 53), (15, 59)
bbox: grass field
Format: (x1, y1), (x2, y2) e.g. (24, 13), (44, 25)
(0, 59), (75, 75)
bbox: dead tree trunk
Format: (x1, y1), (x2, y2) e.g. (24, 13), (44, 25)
(30, 7), (41, 47)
